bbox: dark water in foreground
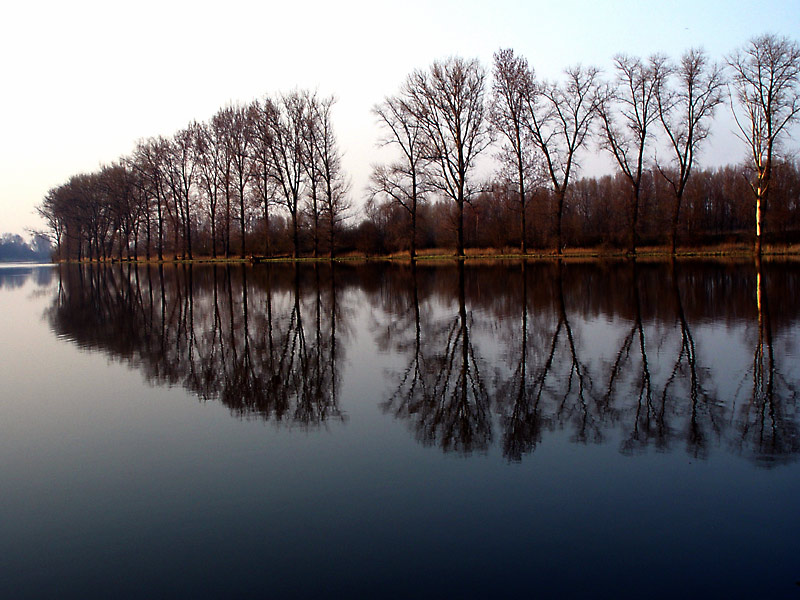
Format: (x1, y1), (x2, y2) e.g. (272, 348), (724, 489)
(1, 260), (799, 598)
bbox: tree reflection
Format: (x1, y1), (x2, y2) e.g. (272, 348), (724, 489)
(498, 261), (551, 461)
(732, 258), (800, 466)
(381, 262), (491, 454)
(0, 265), (55, 289)
(497, 261), (598, 462)
(48, 263), (348, 426)
(377, 259), (800, 466)
(603, 261), (659, 455)
(46, 259), (800, 466)
(661, 260), (721, 459)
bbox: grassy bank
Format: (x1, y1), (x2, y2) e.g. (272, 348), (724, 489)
(54, 242), (800, 264)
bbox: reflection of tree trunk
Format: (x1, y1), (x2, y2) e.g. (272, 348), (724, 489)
(330, 263), (338, 413)
(754, 257), (773, 405)
(274, 266), (307, 417)
(177, 266), (187, 357)
(557, 261), (593, 442)
(213, 266), (225, 369)
(227, 265), (238, 371)
(386, 263), (425, 419)
(429, 262), (490, 452)
(315, 266), (322, 405)
(146, 266), (154, 342)
(187, 266), (196, 377)
(518, 261), (528, 414)
(266, 267), (274, 373)
(632, 260), (653, 441)
(502, 261), (548, 461)
(662, 259), (711, 456)
(242, 265), (254, 384)
(387, 262), (490, 453)
(459, 262), (469, 411)
(604, 260), (654, 454)
(745, 256), (783, 456)
(159, 265), (166, 357)
(503, 261), (598, 458)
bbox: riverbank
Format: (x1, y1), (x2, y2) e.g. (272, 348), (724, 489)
(52, 241), (800, 264)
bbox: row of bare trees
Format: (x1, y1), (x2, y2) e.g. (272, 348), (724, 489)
(39, 91), (350, 262)
(360, 159), (800, 253)
(39, 34), (799, 261)
(368, 33), (800, 256)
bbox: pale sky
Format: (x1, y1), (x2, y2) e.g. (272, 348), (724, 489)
(1, 0), (798, 236)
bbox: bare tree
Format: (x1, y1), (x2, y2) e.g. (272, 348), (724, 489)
(656, 48), (726, 254)
(491, 48), (538, 253)
(195, 121), (225, 258)
(251, 99), (278, 256)
(211, 107), (236, 258)
(226, 104), (257, 258)
(371, 90), (429, 258)
(312, 95), (350, 258)
(525, 63), (600, 254)
(301, 90), (324, 258)
(599, 54), (665, 254)
(728, 33), (800, 255)
(100, 162), (138, 261)
(130, 137), (170, 261)
(261, 92), (308, 258)
(37, 188), (66, 259)
(406, 57), (492, 257)
(162, 125), (199, 260)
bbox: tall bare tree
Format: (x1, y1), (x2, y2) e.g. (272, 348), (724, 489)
(524, 63), (600, 254)
(491, 48), (538, 253)
(406, 57), (492, 257)
(130, 137), (170, 261)
(196, 120), (225, 258)
(261, 92), (308, 258)
(211, 107), (236, 258)
(251, 99), (277, 256)
(301, 90), (324, 258)
(162, 126), (199, 260)
(599, 54), (665, 254)
(37, 187), (66, 259)
(371, 90), (429, 259)
(312, 95), (350, 258)
(655, 48), (726, 254)
(227, 104), (257, 258)
(728, 33), (800, 255)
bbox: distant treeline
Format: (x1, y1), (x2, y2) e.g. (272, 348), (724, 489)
(0, 233), (52, 262)
(38, 34), (800, 261)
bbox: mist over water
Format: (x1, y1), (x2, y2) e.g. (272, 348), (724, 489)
(2, 260), (799, 598)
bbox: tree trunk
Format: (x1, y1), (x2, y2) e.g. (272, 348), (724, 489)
(457, 198), (465, 258)
(630, 185), (640, 255)
(519, 156), (526, 255)
(239, 186), (246, 259)
(410, 205), (417, 260)
(671, 193), (682, 255)
(292, 211), (299, 259)
(755, 184), (763, 256)
(556, 189), (565, 256)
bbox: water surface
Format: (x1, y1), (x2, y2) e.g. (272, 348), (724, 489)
(1, 260), (799, 598)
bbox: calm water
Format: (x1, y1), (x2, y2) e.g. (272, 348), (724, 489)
(1, 260), (799, 598)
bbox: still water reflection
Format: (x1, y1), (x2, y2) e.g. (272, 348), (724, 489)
(3, 260), (799, 598)
(49, 260), (800, 466)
